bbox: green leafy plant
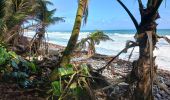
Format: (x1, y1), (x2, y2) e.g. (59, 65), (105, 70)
(0, 47), (37, 87)
(48, 64), (94, 100)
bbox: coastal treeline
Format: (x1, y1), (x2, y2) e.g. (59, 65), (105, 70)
(0, 0), (170, 100)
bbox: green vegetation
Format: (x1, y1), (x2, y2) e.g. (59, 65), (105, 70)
(76, 31), (113, 56)
(48, 64), (93, 100)
(50, 0), (89, 81)
(0, 46), (36, 87)
(0, 0), (170, 100)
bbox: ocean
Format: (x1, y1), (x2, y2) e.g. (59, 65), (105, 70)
(25, 29), (170, 70)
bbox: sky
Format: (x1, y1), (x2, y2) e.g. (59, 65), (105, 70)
(48, 0), (170, 31)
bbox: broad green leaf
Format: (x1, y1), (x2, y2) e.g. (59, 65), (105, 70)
(8, 51), (18, 59)
(22, 61), (29, 68)
(11, 60), (19, 69)
(72, 87), (84, 98)
(52, 81), (61, 96)
(58, 68), (74, 77)
(65, 64), (73, 68)
(11, 71), (28, 78)
(28, 62), (36, 72)
(0, 58), (6, 65)
(70, 82), (77, 89)
(81, 64), (89, 75)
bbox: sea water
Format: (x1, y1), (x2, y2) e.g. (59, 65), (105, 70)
(25, 29), (170, 70)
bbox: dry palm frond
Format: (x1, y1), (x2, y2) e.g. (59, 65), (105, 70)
(146, 31), (154, 94)
(82, 0), (89, 25)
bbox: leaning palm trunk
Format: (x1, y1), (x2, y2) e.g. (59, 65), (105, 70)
(59, 0), (86, 66)
(50, 0), (86, 81)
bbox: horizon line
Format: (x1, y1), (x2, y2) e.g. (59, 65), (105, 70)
(48, 28), (170, 32)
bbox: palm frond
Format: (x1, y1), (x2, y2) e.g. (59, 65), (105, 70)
(83, 2), (88, 25)
(117, 0), (139, 32)
(76, 31), (113, 51)
(89, 31), (113, 44)
(0, 0), (5, 19)
(76, 38), (88, 50)
(50, 17), (65, 24)
(78, 0), (89, 25)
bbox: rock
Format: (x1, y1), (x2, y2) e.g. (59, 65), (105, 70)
(118, 82), (129, 86)
(156, 94), (161, 99)
(158, 76), (165, 83)
(165, 81), (170, 87)
(154, 97), (159, 100)
(113, 86), (120, 93)
(167, 96), (170, 100)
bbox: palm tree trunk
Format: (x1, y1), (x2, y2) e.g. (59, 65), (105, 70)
(124, 1), (163, 99)
(132, 10), (159, 100)
(133, 30), (156, 100)
(50, 0), (85, 81)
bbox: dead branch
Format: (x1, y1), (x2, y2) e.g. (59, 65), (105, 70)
(97, 41), (138, 73)
(128, 47), (135, 61)
(157, 35), (170, 44)
(155, 79), (170, 95)
(96, 78), (125, 91)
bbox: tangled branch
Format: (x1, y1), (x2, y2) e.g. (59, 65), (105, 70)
(97, 41), (138, 72)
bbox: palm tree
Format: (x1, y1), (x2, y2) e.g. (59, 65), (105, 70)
(0, 0), (64, 53)
(50, 0), (89, 81)
(76, 31), (113, 56)
(1, 0), (37, 44)
(31, 0), (64, 53)
(0, 0), (6, 38)
(117, 0), (163, 99)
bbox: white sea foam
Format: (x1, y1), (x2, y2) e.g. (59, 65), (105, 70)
(24, 31), (170, 71)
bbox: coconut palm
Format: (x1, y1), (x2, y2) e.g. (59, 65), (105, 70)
(60, 0), (89, 66)
(0, 0), (6, 37)
(50, 0), (89, 81)
(1, 0), (37, 44)
(0, 0), (64, 53)
(117, 0), (164, 99)
(76, 31), (113, 56)
(31, 0), (64, 53)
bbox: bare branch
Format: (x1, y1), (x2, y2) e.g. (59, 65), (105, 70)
(128, 47), (135, 61)
(117, 0), (139, 32)
(138, 0), (144, 15)
(155, 79), (170, 95)
(97, 41), (138, 72)
(157, 35), (170, 44)
(150, 0), (163, 17)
